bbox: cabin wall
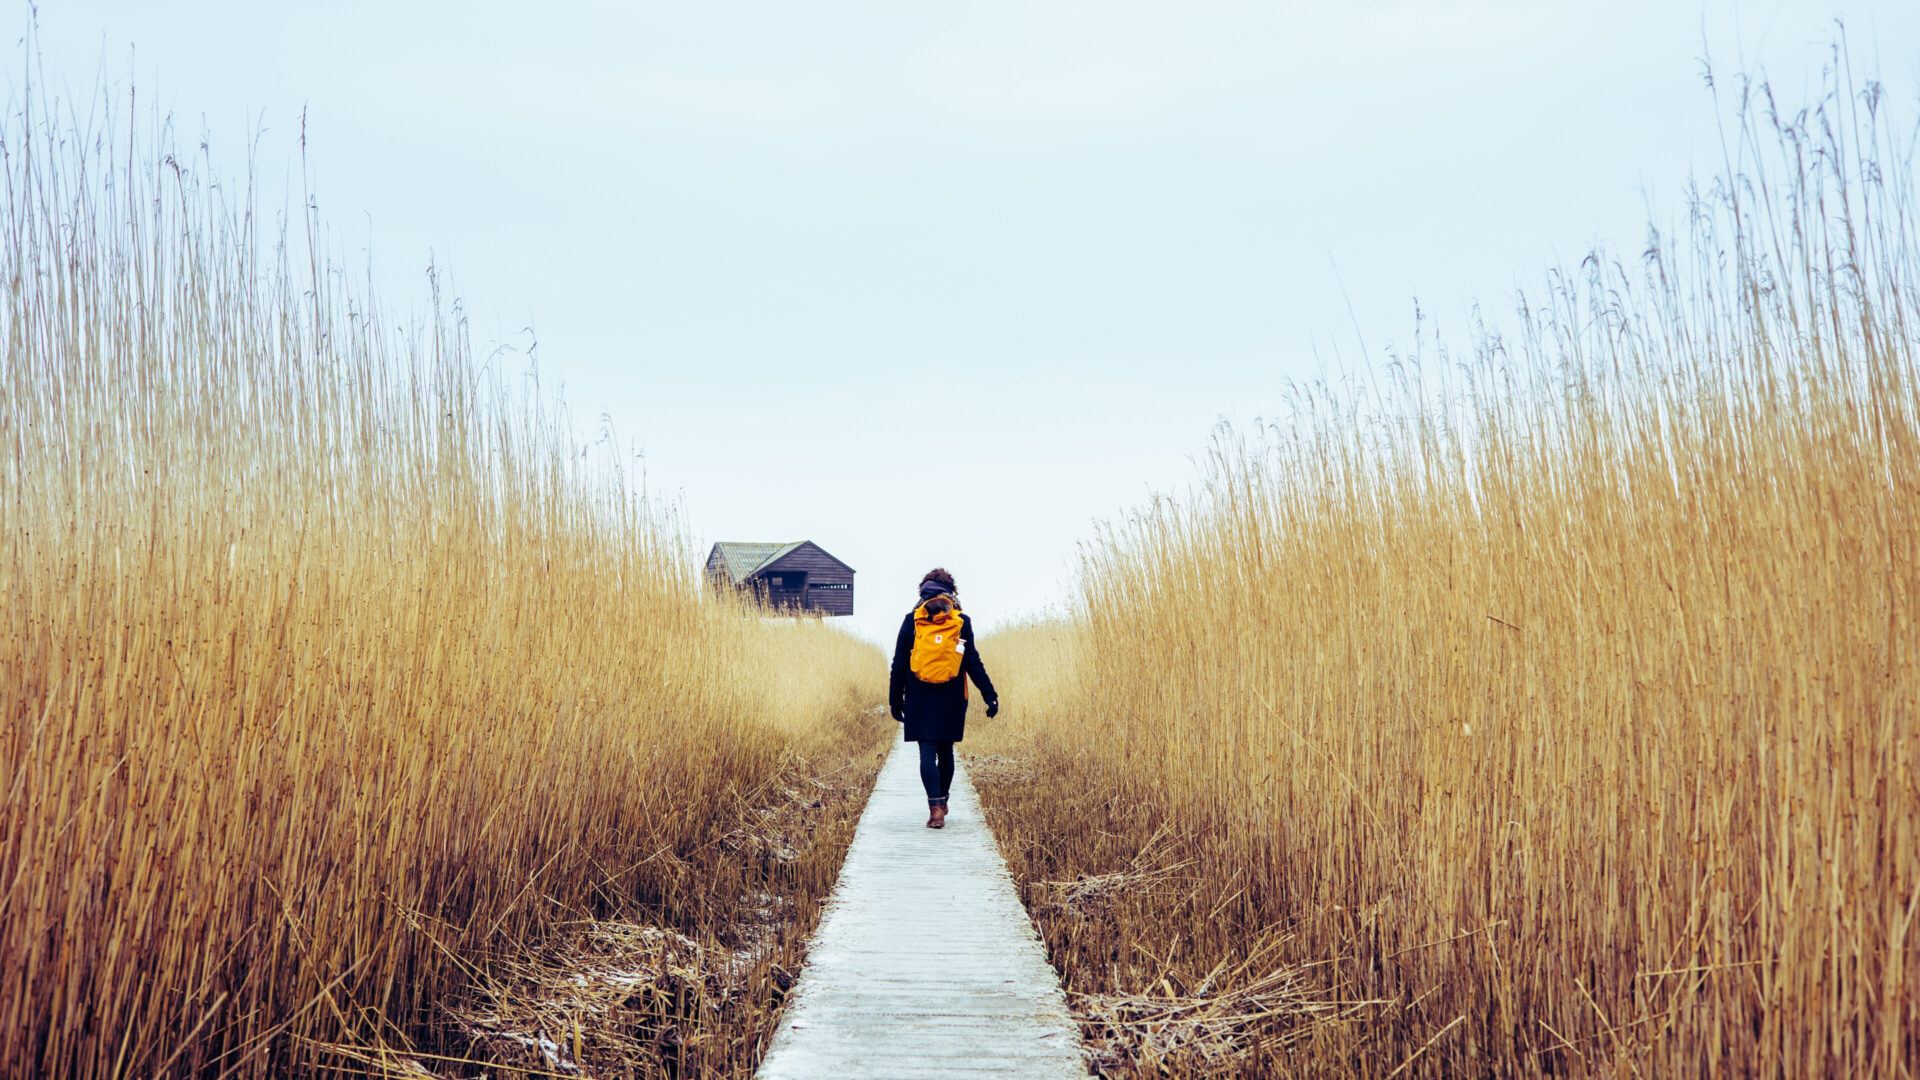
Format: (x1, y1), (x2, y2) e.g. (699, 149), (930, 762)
(801, 582), (854, 616)
(756, 545), (855, 616)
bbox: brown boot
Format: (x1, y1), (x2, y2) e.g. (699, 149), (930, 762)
(928, 803), (947, 829)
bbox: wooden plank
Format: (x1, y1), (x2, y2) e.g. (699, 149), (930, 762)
(756, 742), (1087, 1079)
(802, 592), (853, 616)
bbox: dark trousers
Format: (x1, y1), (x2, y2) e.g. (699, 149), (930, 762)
(918, 741), (955, 805)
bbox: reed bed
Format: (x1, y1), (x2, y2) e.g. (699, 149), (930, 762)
(973, 63), (1920, 1077)
(0, 85), (887, 1078)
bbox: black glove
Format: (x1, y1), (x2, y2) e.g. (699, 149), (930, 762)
(891, 705), (905, 723)
(985, 699), (1000, 719)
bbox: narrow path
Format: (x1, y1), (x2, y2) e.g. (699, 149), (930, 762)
(756, 739), (1087, 1079)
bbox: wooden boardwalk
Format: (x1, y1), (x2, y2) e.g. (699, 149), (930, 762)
(757, 740), (1087, 1079)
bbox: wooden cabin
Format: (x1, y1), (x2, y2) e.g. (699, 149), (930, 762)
(705, 541), (855, 616)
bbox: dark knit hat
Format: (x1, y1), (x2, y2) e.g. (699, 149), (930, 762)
(918, 579), (950, 601)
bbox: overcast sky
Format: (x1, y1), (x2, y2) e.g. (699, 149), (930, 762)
(20, 2), (1920, 644)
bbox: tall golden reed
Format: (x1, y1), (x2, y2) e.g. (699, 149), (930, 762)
(0, 86), (884, 1076)
(978, 62), (1918, 1076)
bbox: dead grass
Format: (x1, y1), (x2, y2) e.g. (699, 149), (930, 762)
(974, 57), (1920, 1079)
(418, 753), (882, 1080)
(1074, 963), (1385, 1077)
(0, 80), (888, 1079)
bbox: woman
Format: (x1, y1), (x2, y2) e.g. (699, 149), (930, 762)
(889, 568), (999, 828)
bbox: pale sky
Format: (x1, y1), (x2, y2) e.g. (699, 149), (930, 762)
(20, 2), (1920, 644)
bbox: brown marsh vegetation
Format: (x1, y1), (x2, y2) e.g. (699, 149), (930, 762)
(0, 85), (887, 1077)
(974, 60), (1920, 1078)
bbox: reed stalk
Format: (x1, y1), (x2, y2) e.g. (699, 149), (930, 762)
(976, 58), (1919, 1078)
(0, 80), (886, 1078)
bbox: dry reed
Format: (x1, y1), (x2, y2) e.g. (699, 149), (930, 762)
(974, 57), (1919, 1078)
(0, 80), (887, 1078)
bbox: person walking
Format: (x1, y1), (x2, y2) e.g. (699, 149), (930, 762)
(890, 568), (999, 829)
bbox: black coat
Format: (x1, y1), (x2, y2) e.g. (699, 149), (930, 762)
(889, 609), (997, 744)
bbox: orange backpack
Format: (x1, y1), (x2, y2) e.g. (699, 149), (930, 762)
(909, 596), (967, 686)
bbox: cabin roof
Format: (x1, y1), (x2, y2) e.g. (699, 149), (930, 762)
(709, 540), (856, 581)
(710, 541), (804, 581)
